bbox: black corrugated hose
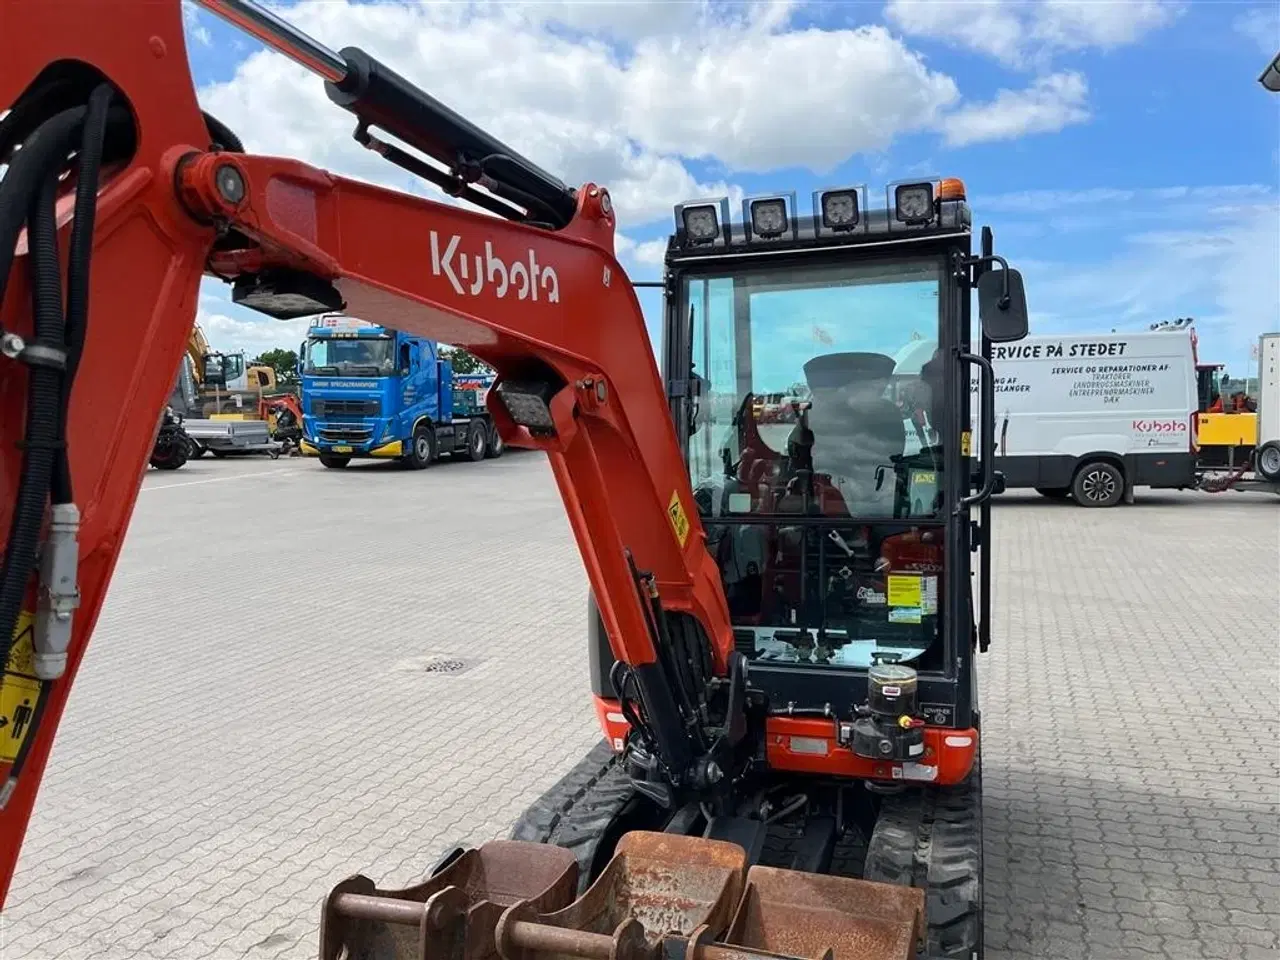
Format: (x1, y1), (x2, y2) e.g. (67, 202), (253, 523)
(0, 82), (115, 789)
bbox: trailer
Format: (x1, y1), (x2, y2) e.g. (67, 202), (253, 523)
(182, 417), (282, 458)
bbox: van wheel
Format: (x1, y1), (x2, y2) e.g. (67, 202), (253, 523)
(404, 424), (436, 470)
(464, 421), (487, 462)
(1072, 461), (1124, 507)
(1035, 487), (1070, 500)
(1256, 441), (1280, 482)
(485, 422), (505, 459)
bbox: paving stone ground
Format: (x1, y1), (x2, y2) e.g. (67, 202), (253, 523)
(1, 454), (1276, 960)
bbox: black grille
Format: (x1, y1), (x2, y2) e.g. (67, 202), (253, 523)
(312, 398), (379, 417)
(319, 426), (373, 443)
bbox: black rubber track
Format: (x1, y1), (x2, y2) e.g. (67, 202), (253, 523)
(863, 757), (984, 960)
(508, 739), (638, 895)
(512, 741), (872, 886)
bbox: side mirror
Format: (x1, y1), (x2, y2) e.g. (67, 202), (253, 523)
(977, 266), (1029, 343)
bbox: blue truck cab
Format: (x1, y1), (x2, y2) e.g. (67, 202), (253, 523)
(299, 315), (503, 469)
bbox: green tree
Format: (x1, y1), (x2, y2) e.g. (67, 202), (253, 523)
(251, 348), (300, 386)
(440, 345), (491, 375)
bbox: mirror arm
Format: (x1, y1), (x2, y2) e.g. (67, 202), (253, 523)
(961, 253), (1012, 307)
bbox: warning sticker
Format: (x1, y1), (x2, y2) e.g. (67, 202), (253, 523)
(922, 576), (939, 615)
(5, 610), (35, 679)
(667, 491), (690, 548)
(960, 431), (972, 456)
(886, 575), (922, 608)
(1, 611), (41, 764)
(0, 675), (40, 763)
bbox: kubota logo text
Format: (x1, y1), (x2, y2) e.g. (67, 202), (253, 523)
(1132, 419), (1186, 433)
(430, 232), (560, 302)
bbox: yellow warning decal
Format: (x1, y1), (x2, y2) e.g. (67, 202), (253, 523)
(960, 431), (972, 457)
(5, 610), (35, 679)
(886, 575), (922, 608)
(667, 491), (690, 548)
(1, 611), (40, 764)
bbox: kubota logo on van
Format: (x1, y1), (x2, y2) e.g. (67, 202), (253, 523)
(430, 232), (560, 302)
(1132, 419), (1187, 433)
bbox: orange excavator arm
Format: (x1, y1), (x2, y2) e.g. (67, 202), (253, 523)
(0, 0), (734, 904)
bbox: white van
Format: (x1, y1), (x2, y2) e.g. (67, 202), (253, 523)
(972, 330), (1199, 506)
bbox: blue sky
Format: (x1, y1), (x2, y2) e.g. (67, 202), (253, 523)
(181, 0), (1279, 377)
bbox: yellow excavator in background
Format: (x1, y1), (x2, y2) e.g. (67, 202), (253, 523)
(176, 319), (278, 418)
(169, 322), (303, 456)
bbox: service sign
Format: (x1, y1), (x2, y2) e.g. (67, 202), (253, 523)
(966, 333), (1197, 455)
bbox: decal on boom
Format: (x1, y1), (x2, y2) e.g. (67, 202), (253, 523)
(429, 232), (560, 302)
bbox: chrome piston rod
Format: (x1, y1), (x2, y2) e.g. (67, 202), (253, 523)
(194, 0), (347, 83)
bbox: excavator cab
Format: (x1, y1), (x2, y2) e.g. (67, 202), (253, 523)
(561, 182), (1029, 959)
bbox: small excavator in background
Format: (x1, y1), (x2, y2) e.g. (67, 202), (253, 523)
(170, 319), (304, 456)
(0, 2), (1032, 959)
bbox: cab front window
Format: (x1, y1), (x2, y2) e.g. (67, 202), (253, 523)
(304, 337), (396, 376)
(680, 256), (952, 673)
(685, 257), (946, 522)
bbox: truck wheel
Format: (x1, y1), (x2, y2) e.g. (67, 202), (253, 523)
(1257, 441), (1280, 482)
(464, 421), (487, 462)
(319, 455), (350, 469)
(1072, 460), (1124, 507)
(485, 422), (505, 459)
(404, 424), (436, 470)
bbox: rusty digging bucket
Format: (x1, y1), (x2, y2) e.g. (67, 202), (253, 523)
(320, 831), (924, 960)
(320, 840), (580, 960)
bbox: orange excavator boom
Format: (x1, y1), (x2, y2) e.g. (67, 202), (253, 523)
(0, 0), (734, 903)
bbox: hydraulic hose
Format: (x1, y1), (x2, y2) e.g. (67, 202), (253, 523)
(0, 108), (87, 338)
(53, 84), (114, 505)
(0, 83), (115, 767)
(0, 109), (87, 677)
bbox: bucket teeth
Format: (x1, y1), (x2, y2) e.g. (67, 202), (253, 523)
(321, 832), (924, 960)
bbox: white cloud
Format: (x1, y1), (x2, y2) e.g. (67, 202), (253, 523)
(1032, 0), (1183, 51)
(181, 0), (212, 47)
(884, 0), (1025, 65)
(197, 292), (312, 357)
(615, 234), (669, 269)
(994, 188), (1279, 370)
(1234, 4), (1280, 55)
(621, 24), (959, 172)
(885, 0), (1183, 67)
(940, 71), (1089, 146)
(196, 0), (959, 229)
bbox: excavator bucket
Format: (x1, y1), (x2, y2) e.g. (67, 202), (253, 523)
(319, 840), (579, 960)
(330, 833), (925, 960)
(493, 832), (749, 960)
(723, 865), (924, 960)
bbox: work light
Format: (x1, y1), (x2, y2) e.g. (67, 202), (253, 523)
(893, 183), (935, 224)
(820, 190), (859, 229)
(494, 381), (556, 435)
(750, 198), (788, 238)
(681, 205), (720, 243)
